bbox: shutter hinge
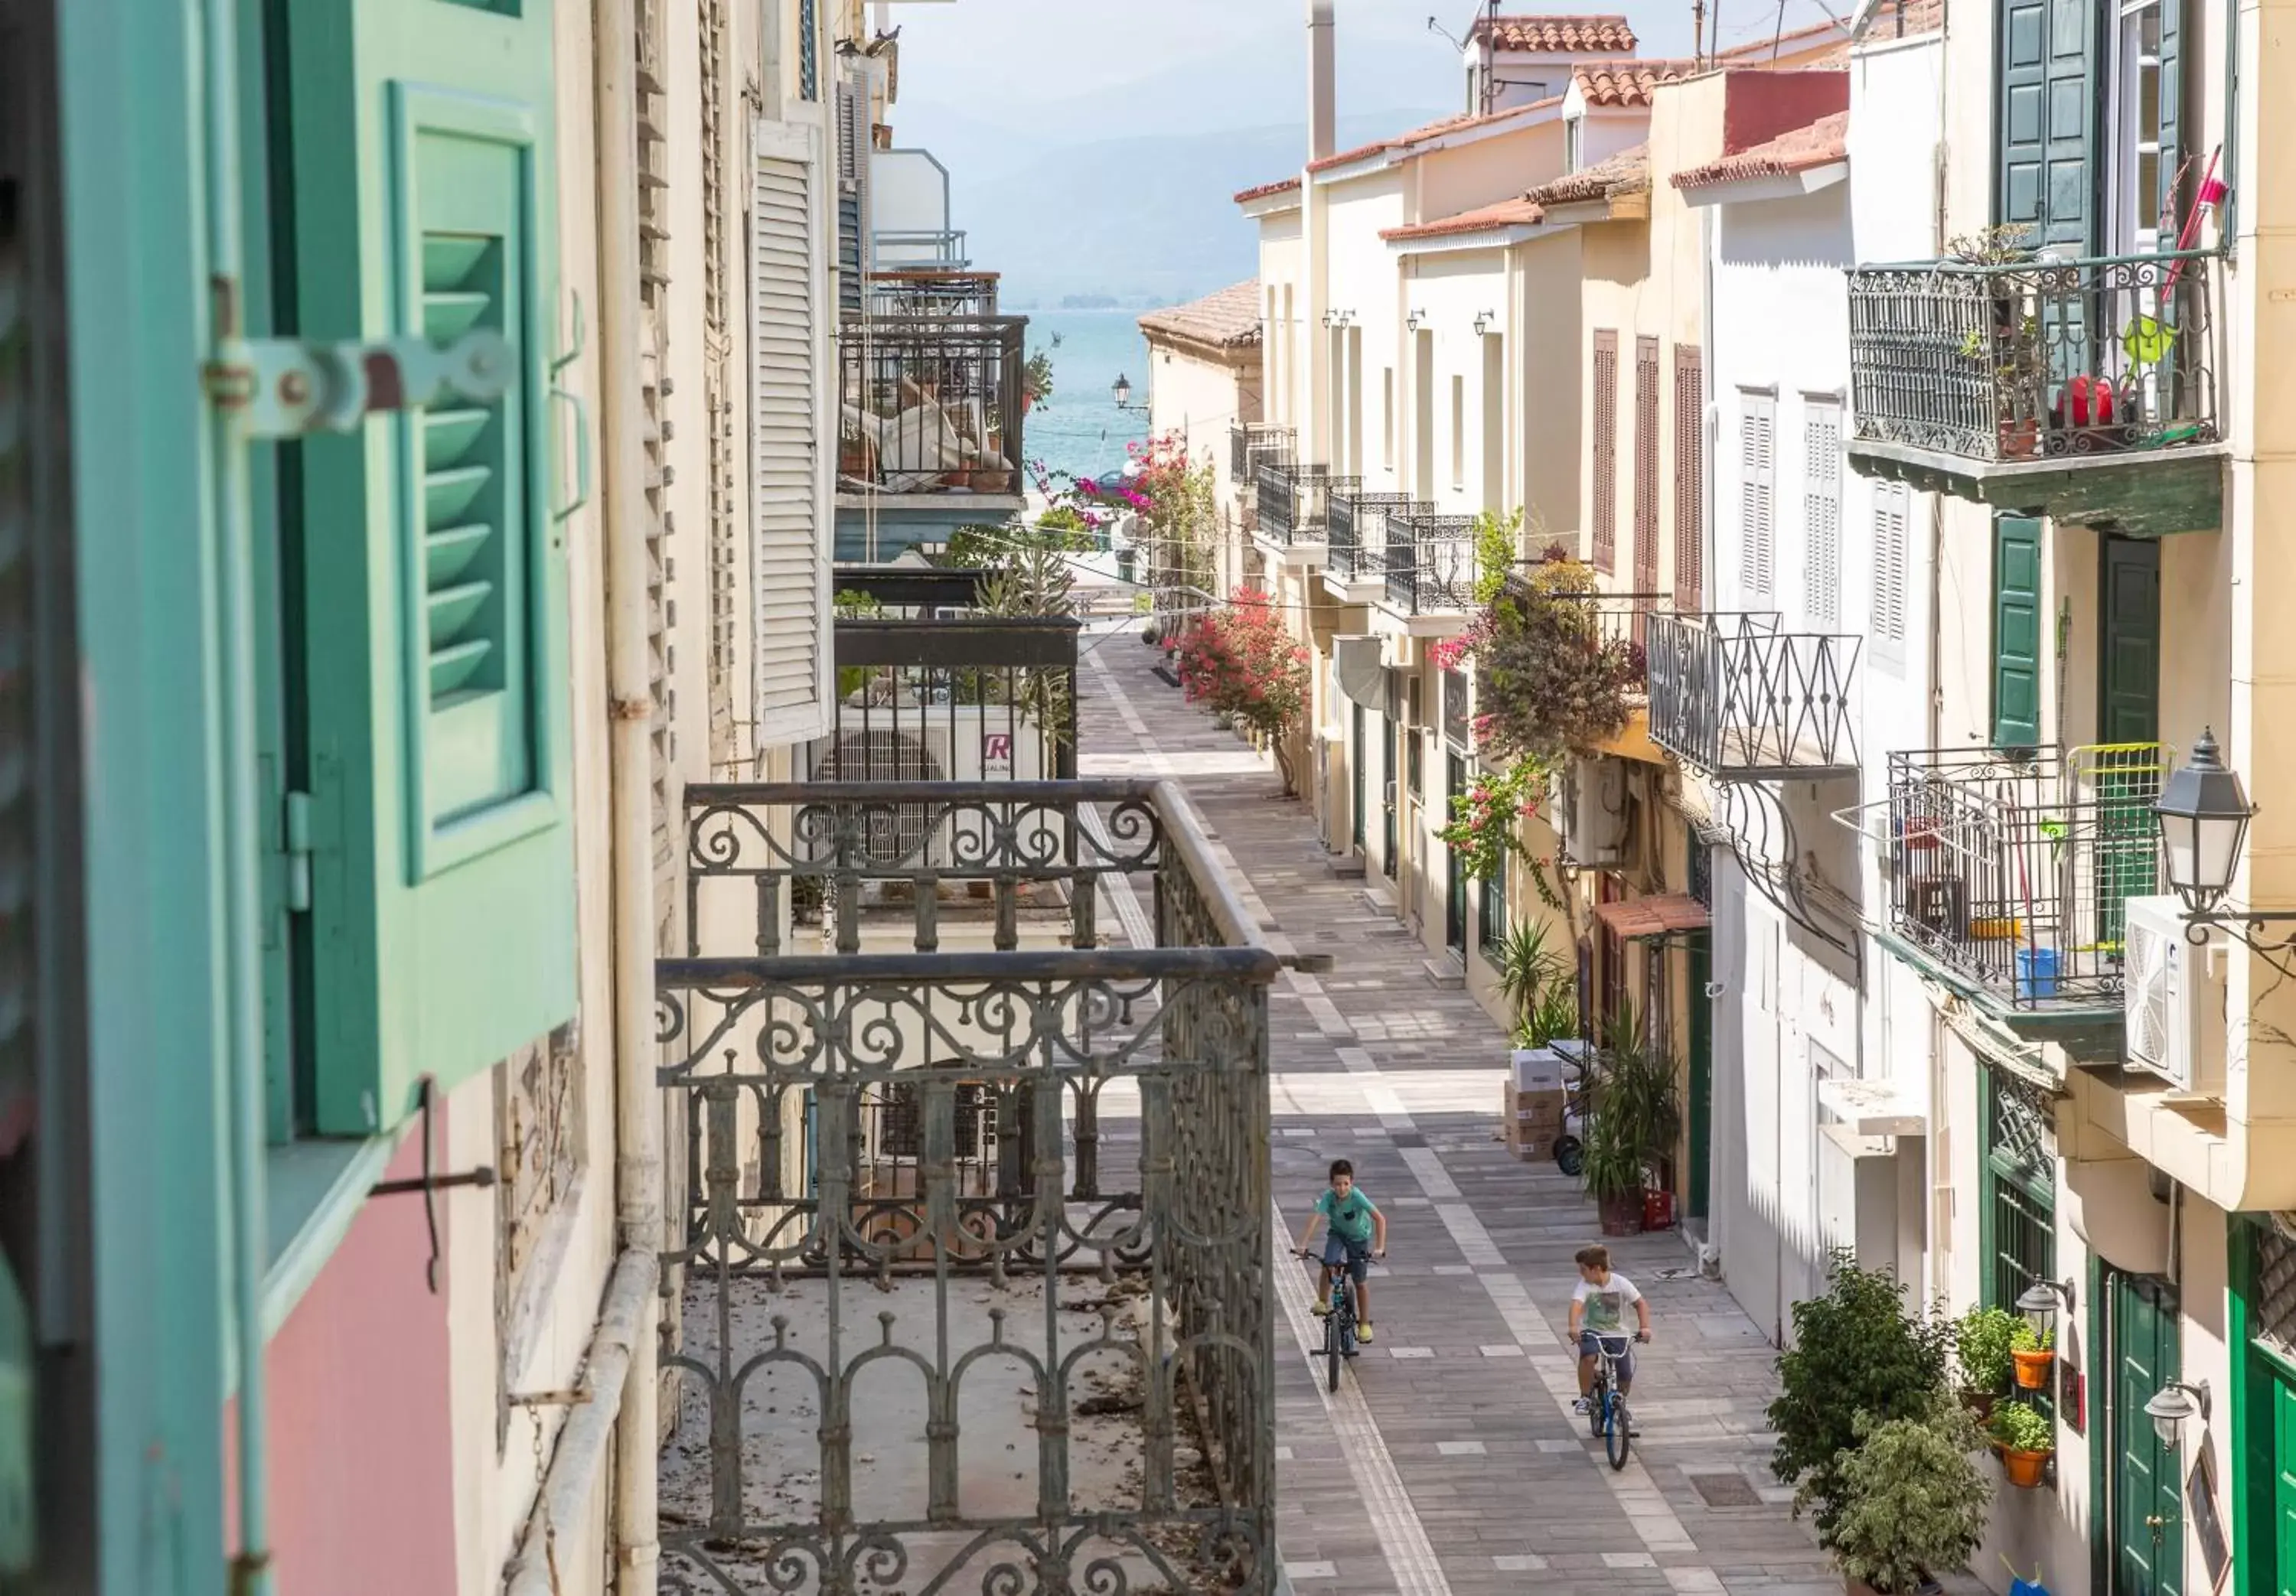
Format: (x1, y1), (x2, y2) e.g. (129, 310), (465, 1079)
(204, 330), (514, 440)
(282, 790), (313, 914)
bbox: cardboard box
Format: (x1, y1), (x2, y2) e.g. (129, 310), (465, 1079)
(1504, 1085), (1567, 1129)
(1508, 1131), (1561, 1161)
(1510, 1048), (1566, 1093)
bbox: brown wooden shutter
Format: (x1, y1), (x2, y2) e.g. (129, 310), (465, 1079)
(1674, 344), (1704, 611)
(1592, 329), (1619, 572)
(1632, 336), (1660, 612)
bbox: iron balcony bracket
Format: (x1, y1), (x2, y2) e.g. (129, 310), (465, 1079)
(368, 1076), (497, 1294)
(207, 328), (514, 440)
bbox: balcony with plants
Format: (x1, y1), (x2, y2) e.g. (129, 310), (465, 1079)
(1844, 228), (2222, 534)
(1871, 743), (2169, 1029)
(1645, 612), (1861, 780)
(837, 313), (1028, 503)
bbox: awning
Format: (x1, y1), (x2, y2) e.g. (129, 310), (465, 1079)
(1816, 1076), (1929, 1139)
(1592, 894), (1710, 940)
(1333, 635), (1387, 710)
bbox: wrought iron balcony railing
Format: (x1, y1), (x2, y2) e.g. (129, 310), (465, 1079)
(837, 314), (1026, 495)
(1383, 513), (1479, 614)
(1228, 420), (1294, 484)
(1880, 744), (2168, 1010)
(866, 268), (1000, 318)
(1328, 492), (1427, 585)
(818, 565), (1081, 788)
(662, 780), (1280, 1592)
(1847, 249), (2219, 465)
(1296, 468), (1358, 544)
(1254, 456), (1297, 543)
(1645, 612), (1861, 779)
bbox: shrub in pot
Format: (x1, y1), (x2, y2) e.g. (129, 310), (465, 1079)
(1580, 1117), (1645, 1236)
(1829, 1404), (1991, 1595)
(1769, 1252), (1953, 1543)
(1989, 1399), (2055, 1488)
(1953, 1306), (2020, 1418)
(2010, 1322), (2056, 1389)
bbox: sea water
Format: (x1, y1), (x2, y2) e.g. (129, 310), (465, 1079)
(1014, 308), (1151, 486)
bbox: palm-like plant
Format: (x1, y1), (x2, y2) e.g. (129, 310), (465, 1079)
(1496, 920), (1574, 1044)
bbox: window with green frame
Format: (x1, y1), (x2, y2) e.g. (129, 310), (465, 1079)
(1982, 1066), (2057, 1412)
(1480, 852), (1508, 957)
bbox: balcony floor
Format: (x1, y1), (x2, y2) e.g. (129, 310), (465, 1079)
(1848, 438), (2226, 537)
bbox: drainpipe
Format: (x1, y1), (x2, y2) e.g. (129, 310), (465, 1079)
(201, 0), (273, 1586)
(1303, 0), (1335, 467)
(594, 0), (664, 1587)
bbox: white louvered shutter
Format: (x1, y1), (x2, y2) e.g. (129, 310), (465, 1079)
(1870, 480), (1912, 674)
(1738, 392), (1775, 604)
(1802, 396), (1842, 631)
(751, 118), (833, 744)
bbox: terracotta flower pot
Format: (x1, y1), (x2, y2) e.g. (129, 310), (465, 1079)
(1959, 1389), (1998, 1423)
(1998, 417), (2040, 459)
(1597, 1191), (1645, 1236)
(2000, 1445), (2052, 1488)
(2012, 1347), (2055, 1389)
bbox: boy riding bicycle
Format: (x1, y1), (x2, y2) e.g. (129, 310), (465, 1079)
(1567, 1244), (1650, 1421)
(1296, 1158), (1388, 1344)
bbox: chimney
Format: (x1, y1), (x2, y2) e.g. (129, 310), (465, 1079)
(1308, 0), (1336, 163)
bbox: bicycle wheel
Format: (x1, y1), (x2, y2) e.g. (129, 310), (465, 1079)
(1326, 1300), (1343, 1392)
(1605, 1395), (1632, 1471)
(1587, 1385), (1606, 1438)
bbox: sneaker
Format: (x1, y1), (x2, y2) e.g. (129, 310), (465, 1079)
(1311, 1298), (1331, 1317)
(1572, 1397), (1593, 1415)
(1355, 1322), (1375, 1344)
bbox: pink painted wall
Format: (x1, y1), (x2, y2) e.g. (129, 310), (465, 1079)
(225, 1122), (461, 1593)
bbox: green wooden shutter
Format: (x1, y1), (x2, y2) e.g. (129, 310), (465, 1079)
(1992, 514), (2043, 751)
(2157, 0), (2184, 230)
(1998, 0), (2098, 251)
(285, 2), (574, 1135)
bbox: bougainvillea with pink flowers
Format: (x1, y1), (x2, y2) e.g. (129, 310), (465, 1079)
(1168, 586), (1309, 793)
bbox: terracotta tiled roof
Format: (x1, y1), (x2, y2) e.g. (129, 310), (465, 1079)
(1672, 109), (1848, 188)
(1137, 282), (1264, 349)
(1232, 175), (1302, 205)
(1716, 17), (1853, 64)
(1381, 197), (1544, 242)
(1469, 12), (1639, 52)
(1571, 58), (1702, 106)
(1524, 142), (1649, 206)
(1593, 894), (1711, 938)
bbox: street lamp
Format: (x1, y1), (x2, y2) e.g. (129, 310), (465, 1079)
(2144, 1378), (2210, 1448)
(2155, 727), (2253, 914)
(2014, 1278), (2074, 1334)
(1111, 373), (1150, 415)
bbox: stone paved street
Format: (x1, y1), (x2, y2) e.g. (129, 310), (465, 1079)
(1076, 627), (1848, 1596)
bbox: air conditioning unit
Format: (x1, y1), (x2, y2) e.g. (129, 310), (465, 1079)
(803, 708), (1052, 867)
(2124, 895), (2227, 1096)
(1557, 755), (1629, 867)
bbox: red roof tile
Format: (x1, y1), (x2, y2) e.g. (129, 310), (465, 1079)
(1137, 282), (1264, 349)
(1233, 175), (1302, 205)
(1672, 109), (1848, 188)
(1593, 893), (1711, 939)
(1571, 58), (1701, 106)
(1381, 197), (1545, 242)
(1523, 142), (1649, 206)
(1469, 12), (1639, 52)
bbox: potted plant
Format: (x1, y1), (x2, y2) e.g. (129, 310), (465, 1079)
(1952, 1306), (2019, 1420)
(1989, 1399), (2055, 1488)
(1495, 918), (1572, 1046)
(1828, 1404), (1991, 1595)
(1769, 1253), (1955, 1545)
(1581, 1116), (1645, 1236)
(2010, 1322), (2055, 1389)
(1022, 342), (1057, 414)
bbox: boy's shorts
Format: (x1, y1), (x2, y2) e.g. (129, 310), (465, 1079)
(1319, 1233), (1372, 1284)
(1579, 1330), (1636, 1382)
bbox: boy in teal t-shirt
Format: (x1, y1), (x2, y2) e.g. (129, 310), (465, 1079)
(1296, 1158), (1388, 1342)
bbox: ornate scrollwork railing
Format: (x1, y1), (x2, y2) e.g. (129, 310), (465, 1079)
(1846, 249), (2219, 463)
(659, 780), (1278, 1595)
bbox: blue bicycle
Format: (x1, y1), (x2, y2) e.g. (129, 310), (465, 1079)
(1583, 1331), (1645, 1470)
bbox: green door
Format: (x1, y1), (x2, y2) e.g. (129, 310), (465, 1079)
(2273, 1371), (2296, 1594)
(1444, 752), (1466, 953)
(2095, 536), (2162, 946)
(1352, 702), (1366, 854)
(1687, 931), (1713, 1223)
(1993, 514), (2043, 750)
(2112, 1271), (2186, 1596)
(1381, 714), (1397, 875)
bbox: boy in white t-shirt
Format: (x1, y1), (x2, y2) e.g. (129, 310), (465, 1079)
(1566, 1244), (1652, 1420)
